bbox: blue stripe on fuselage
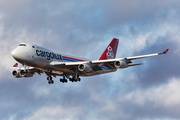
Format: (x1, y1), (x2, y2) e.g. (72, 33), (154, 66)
(62, 58), (78, 62)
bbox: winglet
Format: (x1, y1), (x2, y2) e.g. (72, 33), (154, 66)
(163, 49), (169, 54)
(13, 63), (18, 67)
(158, 49), (169, 55)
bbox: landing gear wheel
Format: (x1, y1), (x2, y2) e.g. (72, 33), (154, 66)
(48, 80), (54, 84)
(71, 78), (75, 82)
(60, 78), (68, 83)
(47, 76), (52, 81)
(65, 79), (67, 83)
(77, 78), (81, 81)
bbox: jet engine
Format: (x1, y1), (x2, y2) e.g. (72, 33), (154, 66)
(114, 60), (128, 68)
(12, 70), (22, 78)
(78, 63), (93, 72)
(20, 70), (33, 77)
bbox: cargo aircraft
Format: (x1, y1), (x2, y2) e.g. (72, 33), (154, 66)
(11, 38), (169, 84)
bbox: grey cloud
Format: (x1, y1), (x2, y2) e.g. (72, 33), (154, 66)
(133, 35), (180, 88)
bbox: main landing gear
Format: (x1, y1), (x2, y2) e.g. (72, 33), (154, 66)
(47, 74), (81, 84)
(60, 76), (68, 83)
(47, 76), (54, 84)
(69, 77), (81, 82)
(59, 74), (81, 83)
(59, 77), (81, 83)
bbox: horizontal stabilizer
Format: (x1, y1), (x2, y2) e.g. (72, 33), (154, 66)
(13, 63), (18, 67)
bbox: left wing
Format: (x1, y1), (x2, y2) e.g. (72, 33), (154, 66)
(50, 49), (169, 71)
(12, 63), (43, 78)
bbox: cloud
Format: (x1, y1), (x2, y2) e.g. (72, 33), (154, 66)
(121, 78), (180, 108)
(24, 105), (83, 120)
(118, 77), (180, 119)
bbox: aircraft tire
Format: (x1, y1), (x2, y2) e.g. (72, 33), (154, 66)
(77, 78), (81, 81)
(72, 78), (75, 82)
(48, 80), (54, 84)
(65, 79), (68, 83)
(47, 76), (52, 81)
(48, 80), (51, 84)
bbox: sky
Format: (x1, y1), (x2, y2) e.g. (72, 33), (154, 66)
(0, 0), (180, 120)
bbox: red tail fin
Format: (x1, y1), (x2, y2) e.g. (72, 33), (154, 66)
(13, 63), (18, 67)
(99, 38), (119, 60)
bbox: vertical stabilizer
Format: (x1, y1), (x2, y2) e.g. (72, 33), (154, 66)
(99, 38), (119, 60)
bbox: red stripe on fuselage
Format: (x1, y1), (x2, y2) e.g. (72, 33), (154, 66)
(62, 56), (85, 62)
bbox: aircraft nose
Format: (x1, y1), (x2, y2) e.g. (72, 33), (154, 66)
(11, 48), (24, 60)
(11, 49), (19, 59)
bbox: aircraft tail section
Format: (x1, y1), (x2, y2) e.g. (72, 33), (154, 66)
(99, 38), (119, 60)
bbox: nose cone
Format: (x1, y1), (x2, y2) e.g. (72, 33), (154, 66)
(11, 47), (25, 61)
(12, 48), (20, 59)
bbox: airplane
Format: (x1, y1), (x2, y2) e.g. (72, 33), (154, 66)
(11, 38), (169, 84)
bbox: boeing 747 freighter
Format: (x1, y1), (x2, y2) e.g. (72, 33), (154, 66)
(11, 38), (169, 84)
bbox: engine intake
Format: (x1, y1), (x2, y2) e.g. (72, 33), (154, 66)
(114, 61), (128, 68)
(78, 63), (93, 72)
(12, 70), (22, 78)
(20, 70), (33, 77)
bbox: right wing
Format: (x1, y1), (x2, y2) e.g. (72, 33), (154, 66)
(49, 49), (169, 72)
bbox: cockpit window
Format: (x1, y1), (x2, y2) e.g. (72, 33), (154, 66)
(19, 44), (26, 46)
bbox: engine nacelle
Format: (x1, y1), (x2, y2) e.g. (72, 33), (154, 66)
(12, 70), (22, 78)
(20, 70), (33, 77)
(114, 60), (128, 68)
(78, 63), (93, 72)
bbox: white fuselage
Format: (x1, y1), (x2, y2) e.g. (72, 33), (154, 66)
(12, 43), (116, 77)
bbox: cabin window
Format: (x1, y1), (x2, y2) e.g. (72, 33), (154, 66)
(19, 44), (26, 46)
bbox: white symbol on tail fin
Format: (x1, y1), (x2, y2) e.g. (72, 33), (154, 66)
(106, 46), (114, 59)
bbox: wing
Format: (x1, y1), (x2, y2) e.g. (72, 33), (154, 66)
(50, 49), (169, 72)
(92, 49), (169, 68)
